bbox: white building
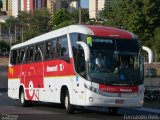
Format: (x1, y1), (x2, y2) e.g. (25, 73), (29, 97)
(89, 0), (105, 19)
(12, 0), (21, 17)
(70, 0), (79, 9)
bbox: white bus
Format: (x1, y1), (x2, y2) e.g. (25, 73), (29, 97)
(8, 25), (144, 114)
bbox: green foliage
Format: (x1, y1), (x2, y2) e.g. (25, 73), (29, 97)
(3, 9), (50, 43)
(102, 0), (160, 44)
(52, 9), (71, 27)
(153, 28), (160, 61)
(0, 41), (10, 51)
(53, 20), (74, 30)
(3, 8), (89, 45)
(51, 8), (89, 29)
(101, 0), (160, 61)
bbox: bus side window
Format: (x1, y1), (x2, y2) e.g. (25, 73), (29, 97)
(51, 40), (56, 59)
(16, 49), (21, 64)
(45, 41), (51, 60)
(60, 36), (69, 58)
(35, 45), (41, 61)
(20, 48), (25, 63)
(24, 47), (29, 63)
(29, 46), (34, 62)
(10, 50), (17, 65)
(35, 43), (44, 61)
(55, 39), (61, 58)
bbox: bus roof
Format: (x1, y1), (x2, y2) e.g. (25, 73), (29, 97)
(11, 25), (136, 49)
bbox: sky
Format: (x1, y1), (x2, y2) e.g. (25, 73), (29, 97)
(81, 0), (89, 8)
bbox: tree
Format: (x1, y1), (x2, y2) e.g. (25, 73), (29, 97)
(101, 0), (160, 46)
(153, 28), (160, 61)
(31, 9), (50, 34)
(52, 8), (71, 28)
(51, 8), (89, 30)
(0, 41), (10, 51)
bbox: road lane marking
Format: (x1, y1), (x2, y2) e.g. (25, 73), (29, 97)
(134, 107), (160, 114)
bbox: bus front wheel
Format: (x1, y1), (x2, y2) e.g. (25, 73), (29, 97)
(65, 90), (74, 114)
(108, 107), (118, 114)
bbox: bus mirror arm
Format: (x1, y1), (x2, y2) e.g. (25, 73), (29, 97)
(76, 41), (90, 61)
(142, 46), (153, 64)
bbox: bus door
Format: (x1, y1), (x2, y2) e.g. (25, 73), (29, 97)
(73, 47), (86, 105)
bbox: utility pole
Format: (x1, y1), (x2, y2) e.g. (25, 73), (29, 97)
(10, 34), (12, 48)
(15, 26), (16, 43)
(9, 27), (11, 44)
(0, 24), (1, 41)
(21, 27), (23, 42)
(78, 0), (81, 24)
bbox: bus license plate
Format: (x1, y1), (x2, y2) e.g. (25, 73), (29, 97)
(115, 100), (124, 104)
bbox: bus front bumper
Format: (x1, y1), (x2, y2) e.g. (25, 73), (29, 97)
(85, 89), (144, 108)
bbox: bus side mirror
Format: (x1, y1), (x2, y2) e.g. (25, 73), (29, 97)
(76, 41), (90, 62)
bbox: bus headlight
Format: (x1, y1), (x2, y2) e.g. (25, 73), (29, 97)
(84, 84), (101, 94)
(89, 97), (94, 102)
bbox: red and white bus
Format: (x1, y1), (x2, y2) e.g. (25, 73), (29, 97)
(8, 25), (144, 114)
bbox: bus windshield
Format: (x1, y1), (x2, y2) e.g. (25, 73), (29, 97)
(87, 37), (143, 85)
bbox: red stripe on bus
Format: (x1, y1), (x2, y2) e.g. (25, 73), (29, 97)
(99, 84), (138, 93)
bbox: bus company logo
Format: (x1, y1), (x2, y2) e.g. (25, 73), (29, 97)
(9, 67), (14, 75)
(59, 64), (64, 71)
(47, 64), (64, 72)
(47, 65), (58, 72)
(120, 88), (132, 92)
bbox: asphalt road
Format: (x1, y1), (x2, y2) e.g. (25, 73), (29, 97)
(0, 66), (8, 91)
(0, 66), (160, 120)
(0, 92), (159, 120)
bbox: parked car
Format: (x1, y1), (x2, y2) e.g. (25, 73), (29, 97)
(145, 67), (157, 78)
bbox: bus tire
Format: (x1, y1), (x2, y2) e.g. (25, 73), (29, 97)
(65, 90), (74, 114)
(20, 89), (29, 107)
(108, 107), (118, 114)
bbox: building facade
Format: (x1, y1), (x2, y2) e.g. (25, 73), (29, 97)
(47, 0), (80, 15)
(3, 0), (80, 17)
(69, 0), (80, 10)
(23, 0), (47, 12)
(1, 0), (12, 16)
(7, 0), (12, 16)
(2, 0), (8, 11)
(12, 0), (21, 17)
(89, 0), (113, 19)
(89, 0), (105, 19)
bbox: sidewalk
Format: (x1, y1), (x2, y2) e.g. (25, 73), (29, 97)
(0, 57), (8, 66)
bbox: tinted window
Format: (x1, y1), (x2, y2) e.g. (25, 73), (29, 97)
(70, 33), (86, 75)
(24, 46), (34, 63)
(35, 43), (44, 61)
(20, 48), (25, 63)
(116, 39), (139, 52)
(59, 36), (69, 58)
(10, 50), (17, 65)
(28, 46), (34, 63)
(45, 41), (52, 60)
(16, 49), (21, 64)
